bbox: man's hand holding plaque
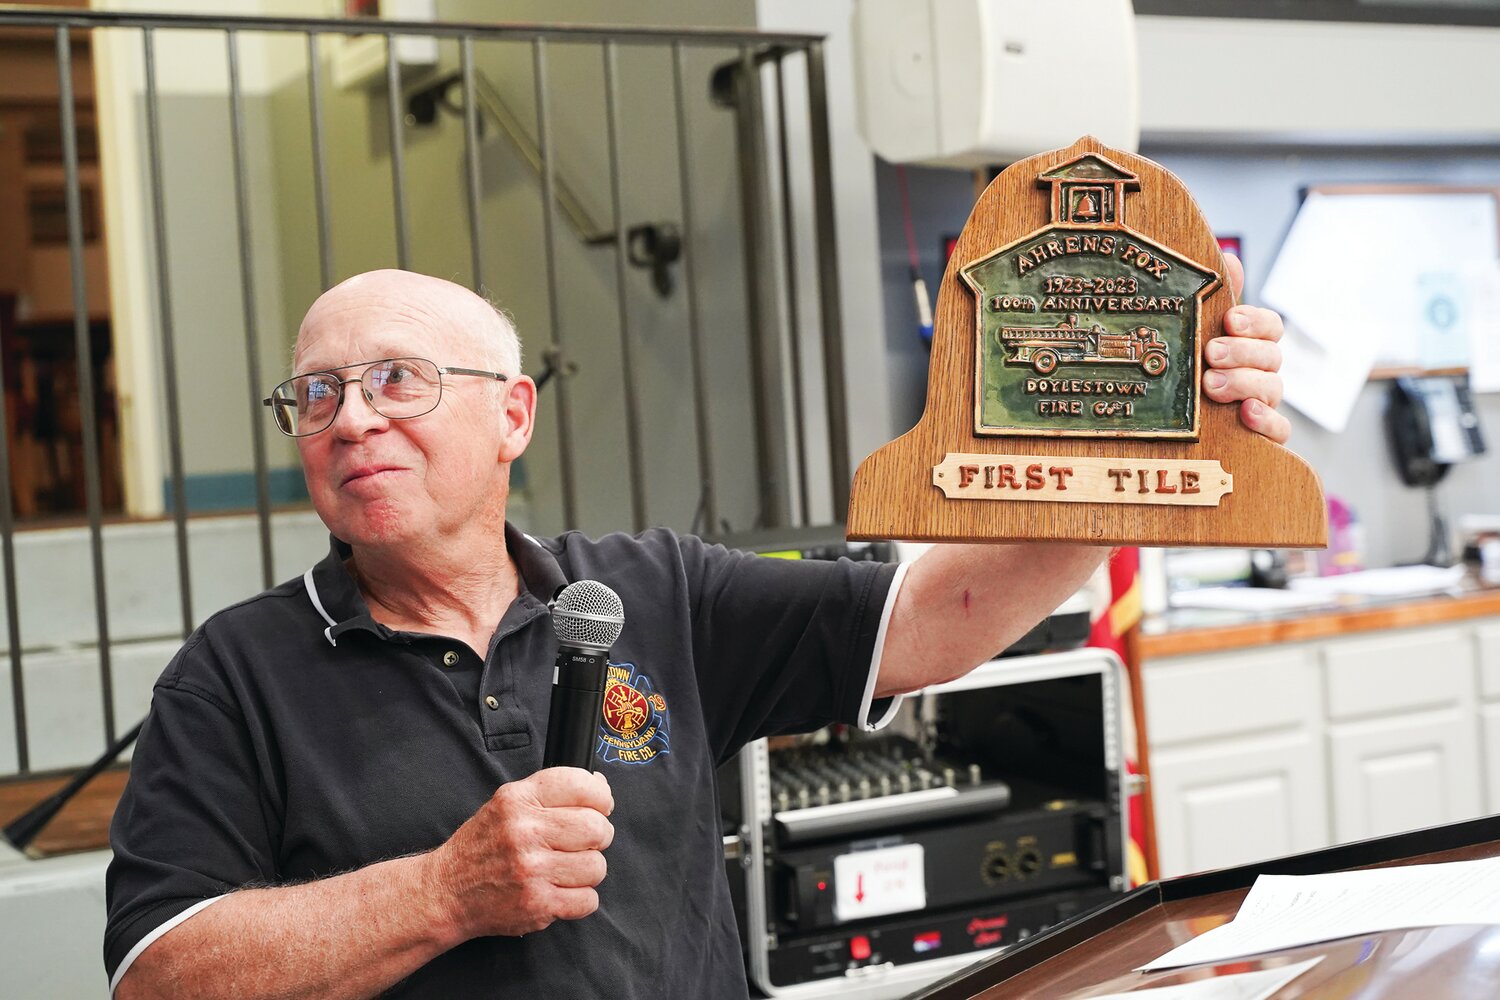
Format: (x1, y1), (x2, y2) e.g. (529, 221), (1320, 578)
(1210, 254), (1291, 446)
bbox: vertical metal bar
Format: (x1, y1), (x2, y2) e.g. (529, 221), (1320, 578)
(533, 37), (578, 528)
(804, 42), (851, 518)
(0, 342), (24, 774)
(143, 28), (195, 636)
(773, 54), (810, 525)
(733, 46), (790, 529)
(603, 42), (647, 532)
(671, 42), (717, 536)
(0, 170), (24, 774)
(385, 34), (410, 269)
(57, 25), (116, 746)
(227, 30), (274, 590)
(460, 35), (484, 291)
(307, 31), (335, 290)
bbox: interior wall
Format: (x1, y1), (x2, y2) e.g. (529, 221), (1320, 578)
(752, 0), (895, 511)
(1136, 15), (1500, 144)
(267, 0), (788, 538)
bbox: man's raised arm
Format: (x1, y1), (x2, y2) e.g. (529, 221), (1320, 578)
(873, 543), (1107, 698)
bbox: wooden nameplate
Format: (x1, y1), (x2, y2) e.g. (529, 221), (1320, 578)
(848, 136), (1326, 548)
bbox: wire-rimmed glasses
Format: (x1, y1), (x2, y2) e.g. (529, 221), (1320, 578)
(262, 357), (508, 438)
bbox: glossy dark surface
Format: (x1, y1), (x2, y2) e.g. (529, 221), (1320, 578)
(953, 840), (1500, 998)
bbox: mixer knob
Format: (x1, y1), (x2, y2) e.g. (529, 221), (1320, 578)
(817, 783), (831, 806)
(969, 763), (983, 786)
(942, 767), (957, 788)
(917, 769), (934, 790)
(857, 777), (872, 799)
(797, 786), (811, 809)
(776, 789), (791, 812)
(878, 774), (892, 797)
(898, 772), (912, 793)
(837, 781), (852, 803)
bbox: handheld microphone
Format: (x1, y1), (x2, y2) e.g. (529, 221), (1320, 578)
(543, 580), (625, 771)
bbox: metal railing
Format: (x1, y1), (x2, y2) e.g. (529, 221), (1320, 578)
(0, 7), (851, 779)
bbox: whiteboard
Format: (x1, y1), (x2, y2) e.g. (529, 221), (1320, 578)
(1262, 186), (1500, 429)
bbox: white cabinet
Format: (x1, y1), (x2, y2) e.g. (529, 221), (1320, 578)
(1145, 644), (1325, 877)
(1151, 732), (1326, 877)
(1476, 621), (1500, 814)
(1144, 616), (1500, 879)
(1328, 710), (1480, 843)
(1481, 704), (1500, 813)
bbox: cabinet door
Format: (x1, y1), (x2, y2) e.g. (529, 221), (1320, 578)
(1480, 704), (1500, 814)
(1328, 710), (1481, 844)
(1151, 732), (1327, 879)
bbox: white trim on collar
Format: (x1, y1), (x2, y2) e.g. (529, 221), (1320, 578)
(303, 567), (339, 647)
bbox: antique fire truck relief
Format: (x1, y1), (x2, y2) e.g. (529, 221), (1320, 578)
(960, 153), (1220, 439)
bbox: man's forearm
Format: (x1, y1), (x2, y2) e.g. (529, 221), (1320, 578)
(874, 543), (1109, 697)
(116, 851), (463, 1000)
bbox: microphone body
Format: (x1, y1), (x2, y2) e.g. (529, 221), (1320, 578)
(543, 645), (610, 770)
(542, 580), (625, 771)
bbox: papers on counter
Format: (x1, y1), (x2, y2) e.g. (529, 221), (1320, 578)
(1140, 856), (1500, 972)
(1165, 564), (1467, 612)
(1285, 564), (1466, 598)
(1088, 957), (1322, 1000)
(1167, 587), (1338, 613)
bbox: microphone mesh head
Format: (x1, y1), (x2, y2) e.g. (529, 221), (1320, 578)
(551, 580), (625, 651)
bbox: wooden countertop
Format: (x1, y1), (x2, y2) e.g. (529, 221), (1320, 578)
(1139, 577), (1500, 660)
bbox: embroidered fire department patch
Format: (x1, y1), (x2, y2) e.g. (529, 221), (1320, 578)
(597, 662), (670, 764)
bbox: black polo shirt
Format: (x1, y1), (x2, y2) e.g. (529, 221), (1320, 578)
(105, 525), (899, 998)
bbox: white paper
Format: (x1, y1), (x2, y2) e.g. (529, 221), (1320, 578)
(1168, 587), (1338, 613)
(833, 842), (925, 922)
(1140, 855), (1500, 971)
(1276, 316), (1378, 433)
(1286, 564), (1466, 598)
(1087, 957), (1322, 1000)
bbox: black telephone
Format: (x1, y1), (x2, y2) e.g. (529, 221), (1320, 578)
(1385, 375), (1487, 488)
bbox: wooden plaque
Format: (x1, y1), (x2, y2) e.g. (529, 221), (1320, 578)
(847, 136), (1326, 548)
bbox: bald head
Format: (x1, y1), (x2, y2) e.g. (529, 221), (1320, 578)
(294, 269), (521, 376)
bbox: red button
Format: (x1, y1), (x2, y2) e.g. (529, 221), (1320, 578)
(850, 935), (872, 961)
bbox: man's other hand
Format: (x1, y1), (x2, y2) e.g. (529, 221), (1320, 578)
(428, 768), (615, 939)
(1206, 253), (1292, 445)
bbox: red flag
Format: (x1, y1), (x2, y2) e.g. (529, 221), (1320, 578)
(1089, 547), (1148, 886)
(1088, 547), (1141, 658)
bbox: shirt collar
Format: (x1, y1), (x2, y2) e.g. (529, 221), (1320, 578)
(302, 523), (568, 647)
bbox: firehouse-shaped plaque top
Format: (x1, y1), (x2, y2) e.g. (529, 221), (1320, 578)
(963, 154), (1218, 439)
(845, 136), (1328, 548)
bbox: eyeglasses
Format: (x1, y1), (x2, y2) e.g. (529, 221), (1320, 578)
(262, 357), (508, 438)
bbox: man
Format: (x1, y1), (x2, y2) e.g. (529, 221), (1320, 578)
(106, 266), (1288, 998)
